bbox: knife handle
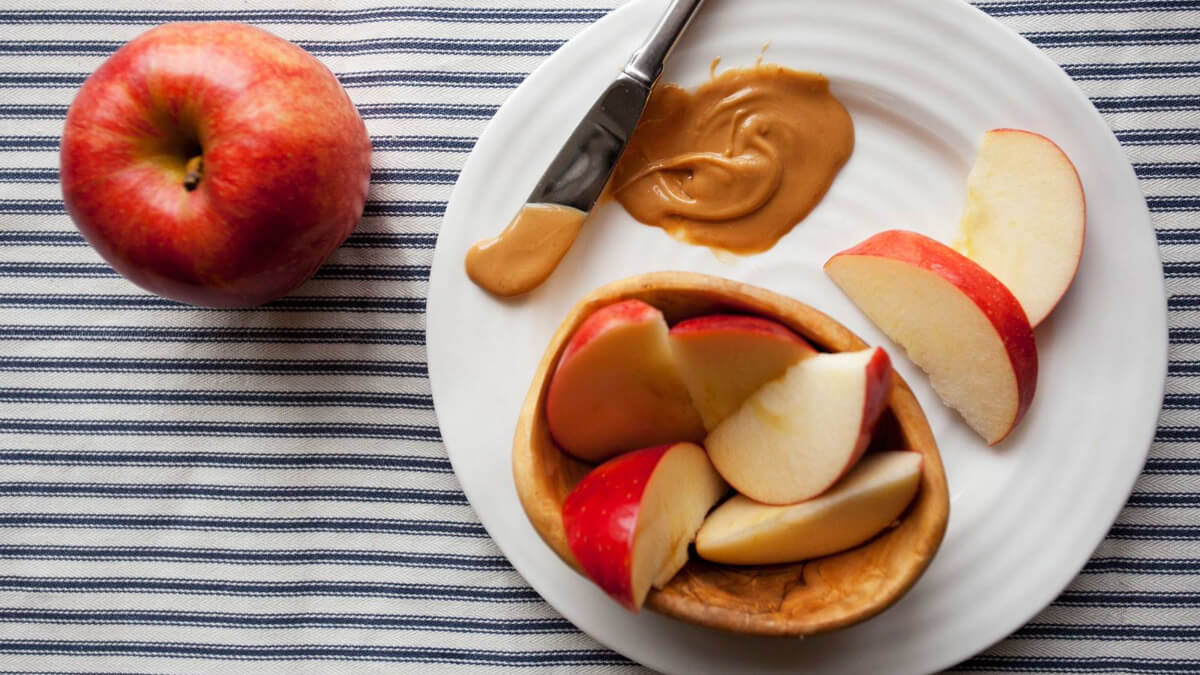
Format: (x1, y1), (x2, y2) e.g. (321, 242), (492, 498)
(624, 0), (706, 87)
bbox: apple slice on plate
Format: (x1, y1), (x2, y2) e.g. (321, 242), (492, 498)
(696, 451), (922, 565)
(960, 129), (1085, 326)
(546, 299), (705, 462)
(825, 230), (1037, 444)
(562, 442), (727, 612)
(706, 347), (894, 505)
(669, 314), (816, 430)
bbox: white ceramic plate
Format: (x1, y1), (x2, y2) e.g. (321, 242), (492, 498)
(426, 0), (1166, 672)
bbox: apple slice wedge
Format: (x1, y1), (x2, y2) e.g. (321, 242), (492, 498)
(562, 442), (727, 611)
(696, 451), (922, 565)
(825, 230), (1037, 444)
(669, 314), (816, 430)
(546, 299), (705, 462)
(706, 347), (894, 505)
(960, 129), (1086, 326)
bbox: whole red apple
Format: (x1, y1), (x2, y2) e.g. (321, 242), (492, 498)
(60, 22), (371, 307)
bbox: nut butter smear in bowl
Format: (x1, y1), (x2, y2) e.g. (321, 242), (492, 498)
(613, 62), (854, 253)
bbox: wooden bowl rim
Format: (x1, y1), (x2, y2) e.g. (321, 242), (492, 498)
(512, 271), (949, 636)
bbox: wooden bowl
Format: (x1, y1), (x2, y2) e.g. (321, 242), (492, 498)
(513, 271), (949, 636)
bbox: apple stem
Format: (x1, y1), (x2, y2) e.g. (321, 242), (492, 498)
(183, 156), (204, 191)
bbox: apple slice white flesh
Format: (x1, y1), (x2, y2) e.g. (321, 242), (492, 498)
(960, 129), (1086, 326)
(546, 299), (705, 462)
(705, 347), (894, 505)
(669, 314), (816, 430)
(562, 442), (727, 611)
(825, 230), (1037, 444)
(696, 451), (922, 565)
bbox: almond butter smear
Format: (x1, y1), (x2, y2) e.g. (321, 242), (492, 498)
(612, 63), (854, 253)
(465, 203), (587, 297)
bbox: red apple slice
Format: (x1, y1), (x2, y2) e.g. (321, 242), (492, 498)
(669, 314), (817, 430)
(696, 451), (922, 565)
(960, 129), (1085, 327)
(546, 299), (705, 462)
(562, 442), (727, 611)
(705, 347), (894, 505)
(825, 230), (1037, 444)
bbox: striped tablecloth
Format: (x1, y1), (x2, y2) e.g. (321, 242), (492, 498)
(0, 0), (1192, 672)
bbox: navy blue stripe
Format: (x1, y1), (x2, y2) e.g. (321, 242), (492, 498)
(0, 356), (425, 376)
(1169, 361), (1200, 375)
(0, 482), (467, 505)
(958, 657), (1200, 673)
(0, 450), (453, 472)
(0, 640), (629, 665)
(1083, 557), (1200, 574)
(1159, 230), (1200, 245)
(0, 608), (570, 633)
(978, 1), (1200, 16)
(1055, 591), (1200, 607)
(1148, 196), (1200, 212)
(0, 262), (431, 281)
(339, 70), (525, 89)
(369, 168), (458, 184)
(1166, 394), (1200, 408)
(1165, 295), (1200, 310)
(0, 325), (424, 345)
(0, 199), (447, 218)
(0, 576), (541, 602)
(1107, 523), (1200, 540)
(1126, 492), (1200, 506)
(1065, 61), (1200, 80)
(1014, 623), (1200, 641)
(0, 294), (425, 313)
(0, 168), (56, 182)
(1137, 162), (1200, 179)
(0, 419), (441, 440)
(0, 545), (509, 570)
(1143, 457), (1200, 473)
(0, 70), (523, 91)
(0, 8), (609, 24)
(0, 135), (476, 153)
(1163, 262), (1200, 277)
(0, 39), (567, 57)
(0, 135), (57, 150)
(1025, 29), (1200, 47)
(0, 513), (482, 536)
(1116, 128), (1200, 145)
(357, 103), (497, 120)
(0, 230), (439, 249)
(0, 388), (432, 408)
(0, 72), (85, 88)
(1094, 95), (1200, 112)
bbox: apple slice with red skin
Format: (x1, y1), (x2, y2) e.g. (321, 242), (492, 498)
(825, 230), (1037, 444)
(546, 299), (705, 462)
(669, 314), (816, 430)
(562, 442), (727, 611)
(960, 129), (1085, 327)
(706, 347), (894, 505)
(696, 451), (922, 565)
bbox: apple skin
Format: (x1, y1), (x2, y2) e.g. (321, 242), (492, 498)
(561, 442), (726, 611)
(562, 444), (670, 610)
(60, 22), (372, 308)
(826, 230), (1037, 443)
(546, 299), (705, 462)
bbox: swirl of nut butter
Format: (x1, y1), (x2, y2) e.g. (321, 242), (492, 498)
(465, 63), (853, 297)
